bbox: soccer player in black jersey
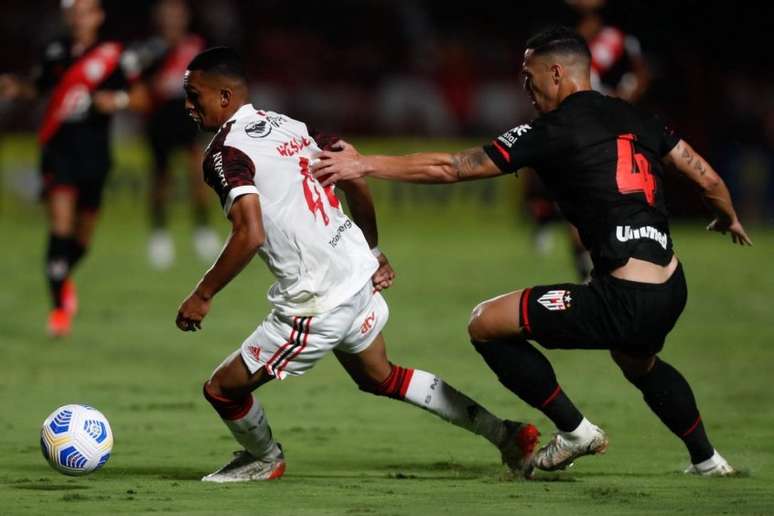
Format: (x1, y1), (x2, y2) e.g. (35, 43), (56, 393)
(312, 26), (751, 477)
(0, 0), (148, 336)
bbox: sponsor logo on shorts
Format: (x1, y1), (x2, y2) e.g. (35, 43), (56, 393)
(247, 345), (262, 362)
(537, 290), (572, 311)
(615, 225), (668, 249)
(360, 311), (376, 334)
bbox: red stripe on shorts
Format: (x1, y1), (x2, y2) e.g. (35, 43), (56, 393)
(266, 317), (299, 369)
(520, 288), (532, 334)
(276, 317), (312, 376)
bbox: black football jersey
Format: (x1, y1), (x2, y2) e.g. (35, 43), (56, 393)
(483, 91), (680, 274)
(35, 37), (134, 149)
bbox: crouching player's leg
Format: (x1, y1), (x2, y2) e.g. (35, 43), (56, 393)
(333, 290), (539, 477)
(201, 351), (285, 483)
(467, 288), (608, 474)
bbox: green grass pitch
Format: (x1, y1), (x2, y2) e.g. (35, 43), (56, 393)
(1, 138), (773, 515)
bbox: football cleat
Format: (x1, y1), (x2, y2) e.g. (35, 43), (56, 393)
(532, 423), (608, 472)
(61, 278), (78, 316)
(202, 445), (285, 483)
(684, 450), (737, 477)
(148, 230), (175, 270)
(47, 308), (72, 338)
(499, 421), (540, 478)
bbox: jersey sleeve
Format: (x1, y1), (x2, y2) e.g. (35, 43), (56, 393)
(647, 114), (680, 156)
(482, 120), (550, 174)
(203, 144), (259, 216)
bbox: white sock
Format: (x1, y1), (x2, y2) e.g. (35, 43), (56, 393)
(223, 396), (281, 459)
(694, 450), (723, 469)
(563, 417), (597, 442)
(402, 369), (506, 447)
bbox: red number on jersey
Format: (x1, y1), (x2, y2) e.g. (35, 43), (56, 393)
(299, 157), (339, 225)
(615, 133), (656, 206)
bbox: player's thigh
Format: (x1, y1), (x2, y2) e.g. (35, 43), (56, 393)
(335, 287), (390, 381)
(335, 333), (391, 386)
(468, 290), (526, 342)
(208, 349), (274, 397)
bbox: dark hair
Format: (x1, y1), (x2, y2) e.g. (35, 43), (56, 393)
(187, 47), (246, 81)
(525, 26), (591, 60)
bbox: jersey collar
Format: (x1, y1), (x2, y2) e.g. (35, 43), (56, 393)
(224, 103), (257, 126)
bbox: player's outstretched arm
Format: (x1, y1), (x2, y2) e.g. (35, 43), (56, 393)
(312, 140), (502, 186)
(176, 194), (265, 331)
(663, 139), (752, 246)
(0, 74), (37, 101)
(336, 178), (395, 291)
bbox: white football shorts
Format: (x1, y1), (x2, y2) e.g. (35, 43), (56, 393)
(240, 282), (388, 380)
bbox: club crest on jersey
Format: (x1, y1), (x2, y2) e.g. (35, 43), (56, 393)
(245, 120), (271, 138)
(537, 290), (572, 311)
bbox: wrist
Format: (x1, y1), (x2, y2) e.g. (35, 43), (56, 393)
(370, 246), (382, 258)
(194, 286), (213, 301)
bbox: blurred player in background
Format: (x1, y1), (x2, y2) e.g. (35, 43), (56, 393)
(523, 0), (651, 281)
(132, 0), (218, 269)
(175, 47), (538, 482)
(0, 0), (148, 337)
(312, 27), (750, 477)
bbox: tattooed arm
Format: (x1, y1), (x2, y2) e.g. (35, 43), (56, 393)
(311, 140), (502, 185)
(663, 139), (751, 245)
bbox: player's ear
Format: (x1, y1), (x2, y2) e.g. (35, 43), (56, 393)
(220, 88), (231, 107)
(551, 64), (562, 84)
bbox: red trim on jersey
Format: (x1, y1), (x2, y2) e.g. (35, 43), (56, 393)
(38, 42), (124, 145)
(540, 385), (562, 408)
(491, 141), (511, 163)
(590, 26), (626, 74)
(681, 416), (702, 438)
(151, 34), (205, 104)
(520, 288), (532, 334)
(276, 317), (312, 376)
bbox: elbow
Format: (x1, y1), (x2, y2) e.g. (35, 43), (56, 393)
(700, 176), (722, 193)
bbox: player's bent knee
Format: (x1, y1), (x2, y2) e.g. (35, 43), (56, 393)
(468, 302), (494, 342)
(357, 363), (414, 401)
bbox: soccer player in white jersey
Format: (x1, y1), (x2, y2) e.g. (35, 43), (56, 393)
(174, 47), (539, 482)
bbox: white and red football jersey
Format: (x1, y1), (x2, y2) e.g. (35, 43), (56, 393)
(202, 104), (378, 316)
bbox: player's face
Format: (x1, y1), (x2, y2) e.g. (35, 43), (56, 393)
(63, 0), (104, 39)
(183, 70), (222, 132)
(522, 50), (559, 114)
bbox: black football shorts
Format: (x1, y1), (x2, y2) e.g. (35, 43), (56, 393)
(41, 141), (111, 211)
(520, 263), (687, 354)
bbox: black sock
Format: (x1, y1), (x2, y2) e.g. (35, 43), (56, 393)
(46, 234), (73, 309)
(68, 240), (86, 270)
(625, 358), (714, 464)
(472, 339), (583, 432)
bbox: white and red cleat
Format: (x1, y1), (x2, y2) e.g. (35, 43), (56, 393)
(531, 418), (608, 472)
(500, 421), (540, 478)
(684, 450), (737, 477)
(202, 446), (286, 483)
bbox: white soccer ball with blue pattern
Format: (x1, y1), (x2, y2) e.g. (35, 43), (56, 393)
(40, 404), (113, 476)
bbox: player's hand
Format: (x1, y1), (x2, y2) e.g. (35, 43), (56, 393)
(176, 291), (211, 332)
(311, 139), (368, 187)
(0, 74), (22, 100)
(706, 217), (752, 246)
(92, 90), (128, 113)
(372, 252), (396, 291)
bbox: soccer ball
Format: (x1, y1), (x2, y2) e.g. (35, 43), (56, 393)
(40, 404), (113, 476)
